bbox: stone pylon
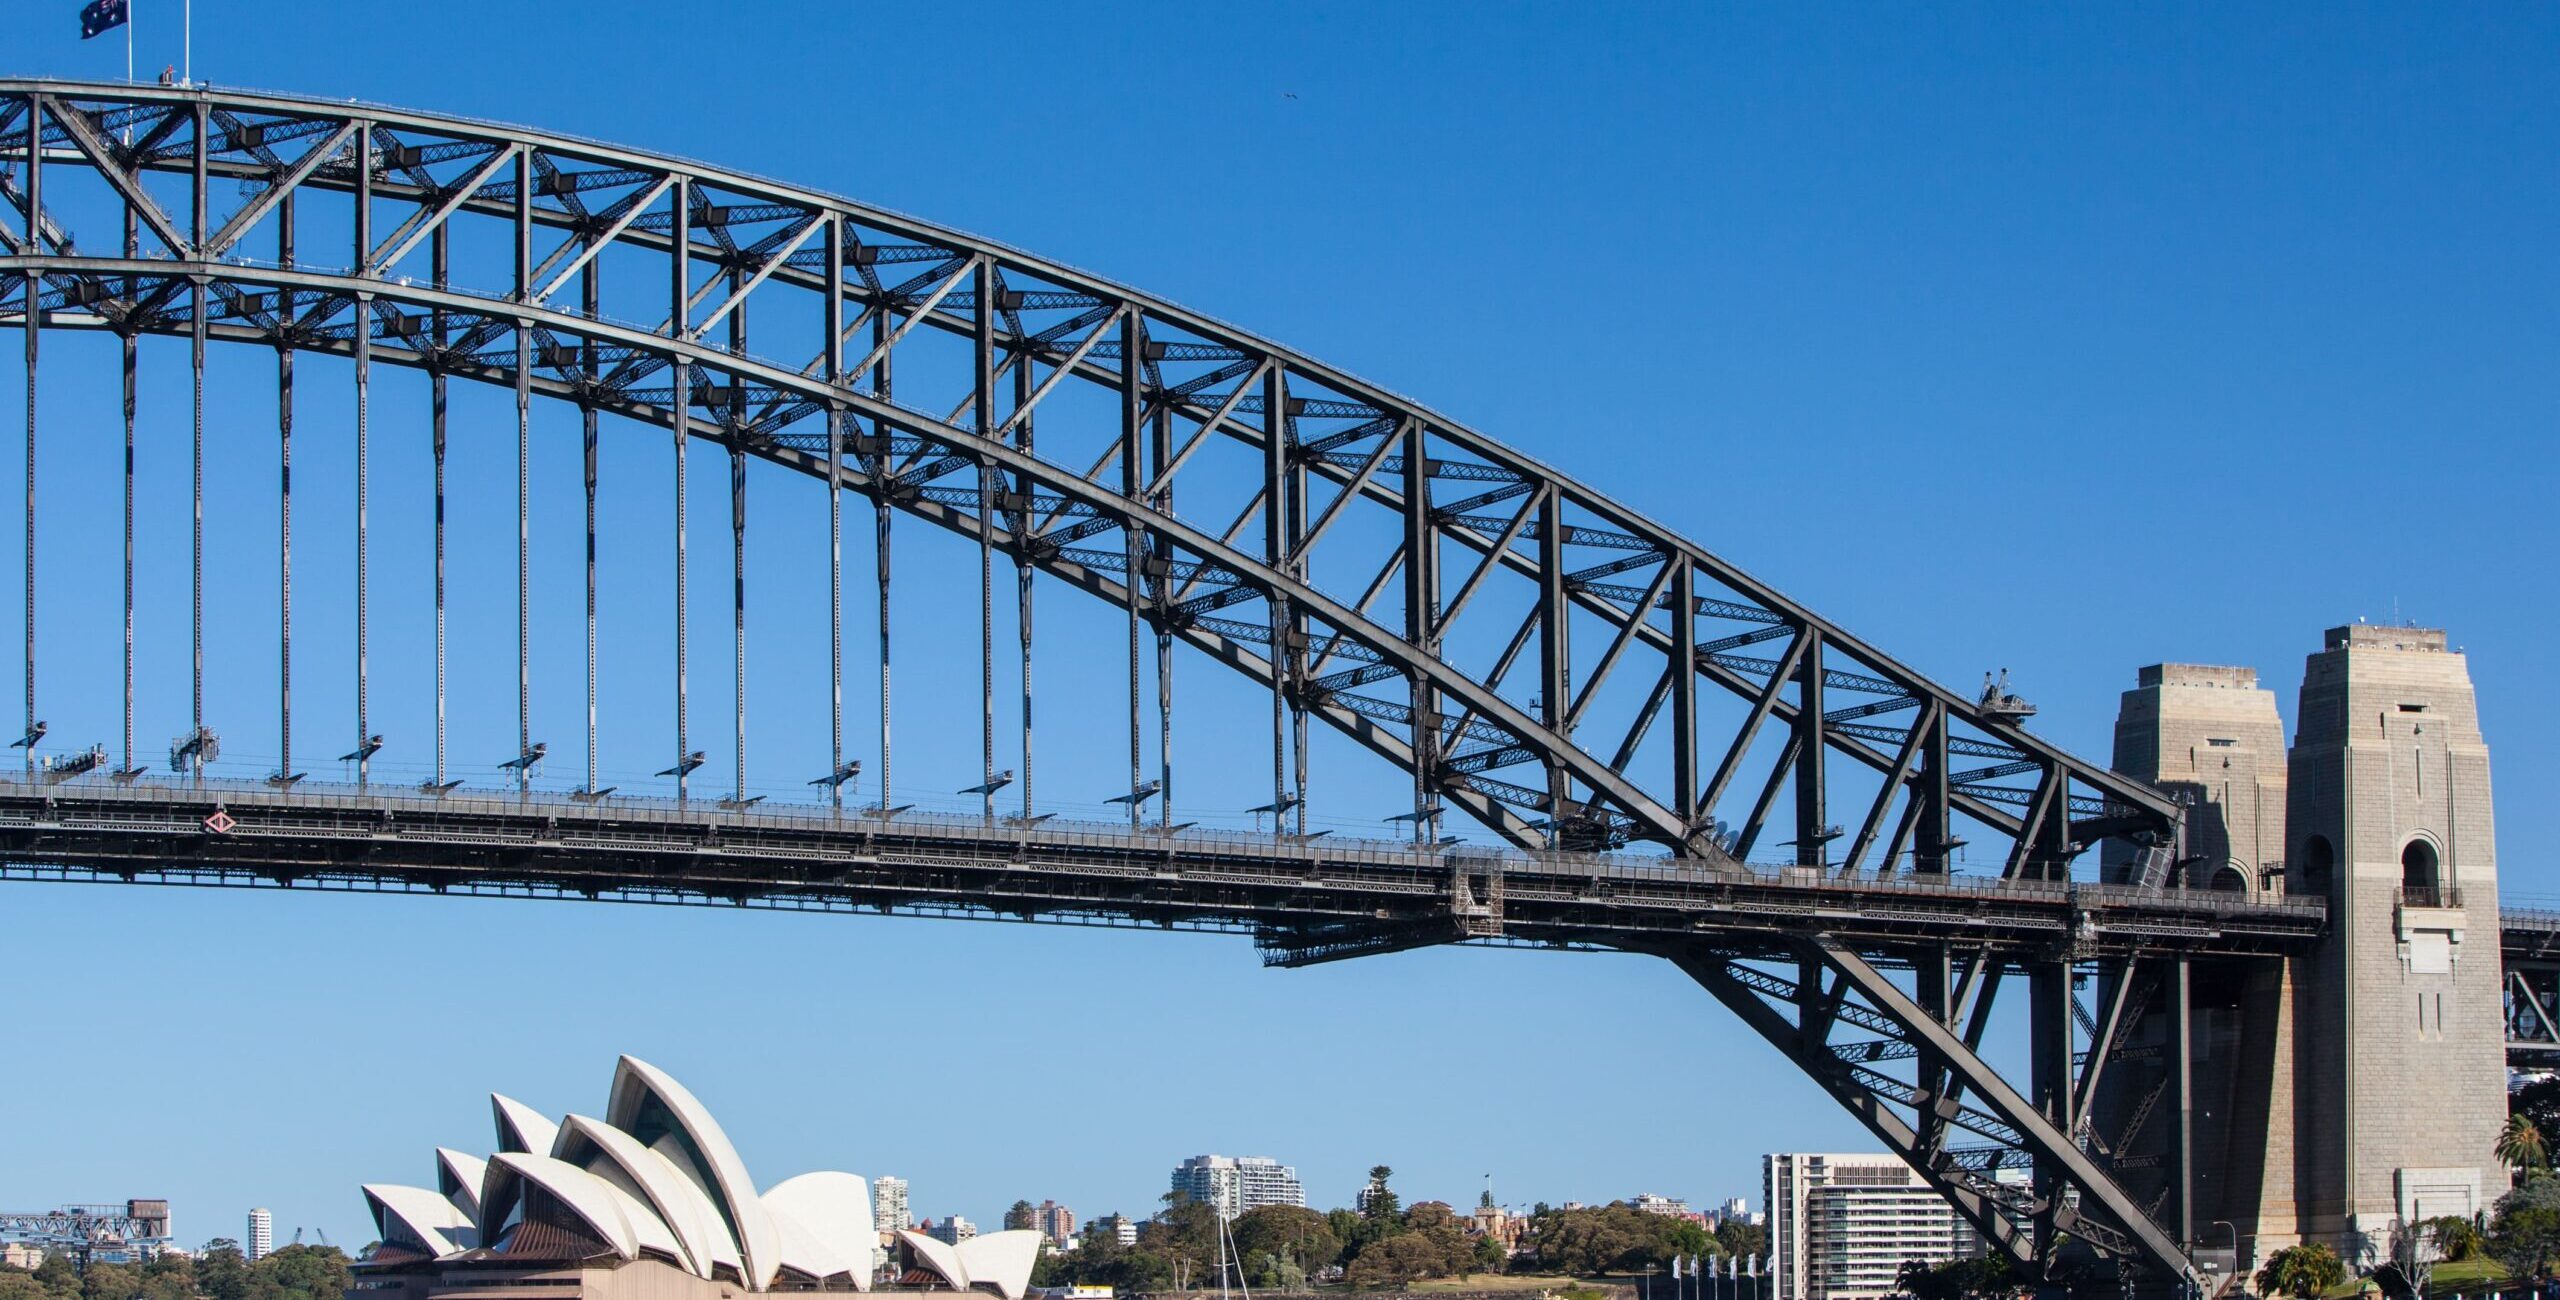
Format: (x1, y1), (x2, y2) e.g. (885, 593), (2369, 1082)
(2286, 624), (2503, 1266)
(2103, 627), (2505, 1278)
(2103, 664), (2298, 1270)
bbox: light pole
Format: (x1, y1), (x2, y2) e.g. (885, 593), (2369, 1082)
(2207, 1220), (2239, 1298)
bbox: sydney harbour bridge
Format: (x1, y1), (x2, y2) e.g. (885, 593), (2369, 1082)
(0, 80), (2546, 1295)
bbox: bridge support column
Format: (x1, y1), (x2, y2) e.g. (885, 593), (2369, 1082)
(2287, 625), (2504, 1268)
(2105, 630), (2507, 1274)
(2101, 665), (2296, 1274)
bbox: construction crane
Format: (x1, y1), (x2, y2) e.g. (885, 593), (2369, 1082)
(0, 1202), (172, 1269)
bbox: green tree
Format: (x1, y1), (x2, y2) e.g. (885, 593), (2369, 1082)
(1401, 1204), (1477, 1278)
(1472, 1233), (1508, 1275)
(1145, 1192), (1220, 1292)
(1114, 1247), (1174, 1293)
(1361, 1167), (1402, 1225)
(1522, 1204), (1716, 1278)
(1714, 1221), (1766, 1261)
(1344, 1234), (1449, 1289)
(1003, 1201), (1036, 1233)
(1328, 1203), (1386, 1268)
(2502, 1115), (2550, 1173)
(2422, 1214), (2486, 1262)
(2253, 1244), (2344, 1300)
(195, 1242), (249, 1300)
(1231, 1205), (1341, 1281)
(249, 1244), (353, 1300)
(1053, 1216), (1130, 1289)
(1656, 1220), (1715, 1266)
(80, 1263), (141, 1300)
(1891, 1256), (2019, 1300)
(2494, 1199), (2560, 1277)
(135, 1253), (192, 1300)
(30, 1257), (80, 1300)
(82, 1259), (142, 1300)
(0, 1273), (49, 1300)
(2516, 1077), (2560, 1147)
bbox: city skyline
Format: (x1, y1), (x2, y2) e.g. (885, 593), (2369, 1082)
(0, 1), (2551, 1255)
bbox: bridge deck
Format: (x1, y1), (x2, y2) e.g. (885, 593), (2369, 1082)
(0, 775), (2324, 958)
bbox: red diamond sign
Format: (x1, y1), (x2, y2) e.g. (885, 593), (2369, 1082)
(204, 810), (235, 835)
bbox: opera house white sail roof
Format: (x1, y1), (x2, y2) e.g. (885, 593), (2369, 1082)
(361, 1056), (1039, 1300)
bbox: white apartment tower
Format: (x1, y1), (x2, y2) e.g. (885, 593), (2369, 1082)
(246, 1208), (274, 1262)
(1170, 1155), (1305, 1220)
(872, 1177), (909, 1235)
(1765, 1154), (1978, 1300)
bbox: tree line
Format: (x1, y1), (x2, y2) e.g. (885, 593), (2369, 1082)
(1031, 1167), (1766, 1292)
(0, 1242), (353, 1300)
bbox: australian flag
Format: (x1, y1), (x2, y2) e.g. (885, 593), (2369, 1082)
(79, 0), (129, 40)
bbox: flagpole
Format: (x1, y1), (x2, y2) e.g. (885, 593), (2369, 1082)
(184, 0), (191, 85)
(126, 0), (133, 82)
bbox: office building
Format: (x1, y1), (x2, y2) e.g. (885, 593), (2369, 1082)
(873, 1177), (909, 1236)
(927, 1216), (977, 1246)
(1169, 1155), (1304, 1220)
(1764, 1154), (1977, 1300)
(246, 1209), (273, 1263)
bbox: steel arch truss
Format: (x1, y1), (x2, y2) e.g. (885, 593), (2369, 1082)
(1665, 940), (2203, 1289)
(0, 79), (2244, 1290)
(0, 80), (2181, 870)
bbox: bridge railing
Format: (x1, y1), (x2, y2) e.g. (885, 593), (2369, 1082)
(2401, 884), (2463, 910)
(0, 771), (2329, 924)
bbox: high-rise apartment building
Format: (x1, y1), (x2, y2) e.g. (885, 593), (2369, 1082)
(246, 1208), (274, 1262)
(1087, 1213), (1137, 1247)
(1033, 1201), (1075, 1249)
(927, 1216), (976, 1246)
(1170, 1155), (1304, 1220)
(1764, 1154), (1977, 1300)
(873, 1178), (908, 1236)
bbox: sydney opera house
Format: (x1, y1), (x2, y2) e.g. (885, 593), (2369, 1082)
(357, 1057), (1040, 1300)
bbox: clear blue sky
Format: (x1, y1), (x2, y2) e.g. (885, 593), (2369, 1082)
(1, 0), (2555, 1253)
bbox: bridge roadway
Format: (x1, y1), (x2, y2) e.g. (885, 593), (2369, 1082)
(0, 773), (2324, 961)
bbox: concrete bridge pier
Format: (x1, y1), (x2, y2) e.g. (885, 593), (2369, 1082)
(2103, 626), (2504, 1280)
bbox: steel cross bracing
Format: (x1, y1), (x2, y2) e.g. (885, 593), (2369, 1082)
(0, 1206), (160, 1248)
(0, 81), (2307, 1290)
(1650, 943), (2210, 1288)
(2505, 910), (2560, 1067)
